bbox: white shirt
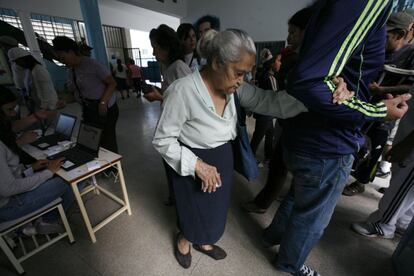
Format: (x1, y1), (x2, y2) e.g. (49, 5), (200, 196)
(161, 60), (192, 91)
(184, 52), (199, 72)
(153, 69), (307, 177)
(30, 64), (58, 110)
(114, 64), (128, 79)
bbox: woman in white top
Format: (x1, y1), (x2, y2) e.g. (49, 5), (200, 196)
(8, 48), (59, 111)
(177, 23), (199, 72)
(113, 59), (130, 99)
(152, 29), (352, 268)
(145, 24), (192, 102)
(146, 24), (193, 206)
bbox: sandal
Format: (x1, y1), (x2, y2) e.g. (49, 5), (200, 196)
(342, 181), (365, 196)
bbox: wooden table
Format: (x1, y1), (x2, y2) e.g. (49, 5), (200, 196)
(22, 145), (131, 243)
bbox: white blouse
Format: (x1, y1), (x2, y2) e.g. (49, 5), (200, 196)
(152, 69), (307, 177)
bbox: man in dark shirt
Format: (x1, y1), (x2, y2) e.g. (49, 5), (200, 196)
(262, 1), (411, 275)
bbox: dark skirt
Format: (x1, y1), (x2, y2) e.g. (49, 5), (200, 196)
(167, 142), (234, 245)
(115, 77), (128, 90)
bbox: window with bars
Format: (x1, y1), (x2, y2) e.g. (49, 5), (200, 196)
(0, 8), (22, 29)
(30, 14), (75, 44)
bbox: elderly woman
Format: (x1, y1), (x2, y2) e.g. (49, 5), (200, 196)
(152, 29), (351, 268)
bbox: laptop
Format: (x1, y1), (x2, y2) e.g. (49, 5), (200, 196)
(48, 122), (102, 171)
(32, 113), (77, 149)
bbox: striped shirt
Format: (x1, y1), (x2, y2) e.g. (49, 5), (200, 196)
(283, 0), (392, 158)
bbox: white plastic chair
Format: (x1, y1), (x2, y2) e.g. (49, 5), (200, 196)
(0, 198), (74, 275)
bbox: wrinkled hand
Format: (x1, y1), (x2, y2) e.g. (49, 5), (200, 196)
(385, 142), (411, 163)
(144, 87), (163, 102)
(332, 77), (355, 104)
(383, 93), (411, 121)
(47, 158), (65, 173)
(32, 160), (49, 171)
(98, 103), (108, 116)
(195, 159), (222, 193)
(17, 131), (39, 145)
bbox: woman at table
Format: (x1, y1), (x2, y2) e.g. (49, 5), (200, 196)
(152, 29), (353, 268)
(52, 36), (119, 153)
(0, 85), (75, 234)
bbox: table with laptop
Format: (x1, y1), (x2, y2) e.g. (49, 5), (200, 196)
(22, 113), (132, 243)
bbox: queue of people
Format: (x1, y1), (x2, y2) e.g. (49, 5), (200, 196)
(1, 2), (414, 276)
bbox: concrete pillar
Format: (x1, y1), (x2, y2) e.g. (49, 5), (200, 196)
(16, 10), (43, 64)
(79, 0), (109, 67)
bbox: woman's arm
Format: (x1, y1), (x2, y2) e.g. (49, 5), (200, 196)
(0, 145), (53, 198)
(152, 87), (198, 177)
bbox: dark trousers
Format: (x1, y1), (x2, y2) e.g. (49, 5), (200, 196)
(250, 119), (274, 159)
(254, 140), (288, 209)
(83, 103), (119, 153)
(353, 122), (391, 184)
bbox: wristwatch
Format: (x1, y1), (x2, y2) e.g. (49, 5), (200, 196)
(100, 101), (106, 105)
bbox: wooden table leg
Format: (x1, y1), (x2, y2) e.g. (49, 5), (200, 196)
(116, 161), (132, 215)
(71, 181), (97, 243)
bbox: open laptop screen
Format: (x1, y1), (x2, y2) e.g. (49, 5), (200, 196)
(77, 123), (102, 153)
(55, 113), (77, 139)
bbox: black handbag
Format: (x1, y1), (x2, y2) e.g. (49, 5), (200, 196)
(72, 69), (107, 127)
(232, 93), (259, 181)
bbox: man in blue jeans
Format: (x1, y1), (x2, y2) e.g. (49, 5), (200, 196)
(262, 1), (412, 275)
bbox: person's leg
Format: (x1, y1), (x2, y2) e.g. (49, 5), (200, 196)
(366, 163), (414, 236)
(254, 141), (288, 210)
(100, 104), (119, 153)
(0, 177), (73, 222)
(250, 119), (268, 156)
(264, 120), (274, 161)
(274, 151), (354, 273)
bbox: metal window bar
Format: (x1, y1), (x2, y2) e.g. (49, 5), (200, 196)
(0, 8), (22, 29)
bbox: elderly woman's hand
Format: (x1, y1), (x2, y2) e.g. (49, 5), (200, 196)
(332, 77), (355, 104)
(195, 159), (222, 193)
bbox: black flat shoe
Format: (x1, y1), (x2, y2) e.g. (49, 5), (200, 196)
(193, 244), (227, 260)
(174, 233), (191, 268)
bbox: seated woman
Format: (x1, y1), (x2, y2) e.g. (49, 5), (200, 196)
(0, 86), (76, 234)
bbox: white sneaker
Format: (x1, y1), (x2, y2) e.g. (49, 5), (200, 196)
(35, 221), (64, 235)
(351, 222), (394, 239)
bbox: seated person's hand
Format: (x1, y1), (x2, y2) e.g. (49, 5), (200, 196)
(383, 93), (411, 121)
(16, 131), (39, 145)
(32, 160), (49, 171)
(332, 77), (355, 104)
(144, 87), (163, 102)
(47, 158), (65, 173)
(33, 109), (54, 120)
(55, 100), (66, 110)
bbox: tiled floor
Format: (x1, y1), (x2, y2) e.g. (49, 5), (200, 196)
(0, 95), (399, 275)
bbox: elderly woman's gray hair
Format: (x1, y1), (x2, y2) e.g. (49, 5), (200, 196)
(197, 29), (256, 66)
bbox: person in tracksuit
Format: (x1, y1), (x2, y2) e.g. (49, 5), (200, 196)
(352, 87), (414, 239)
(262, 1), (411, 275)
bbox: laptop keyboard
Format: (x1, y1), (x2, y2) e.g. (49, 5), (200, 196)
(50, 147), (95, 165)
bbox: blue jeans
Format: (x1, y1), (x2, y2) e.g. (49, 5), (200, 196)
(0, 177), (81, 223)
(264, 149), (354, 273)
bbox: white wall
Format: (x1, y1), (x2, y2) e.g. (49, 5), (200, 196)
(119, 0), (187, 18)
(1, 0), (180, 32)
(183, 0), (313, 42)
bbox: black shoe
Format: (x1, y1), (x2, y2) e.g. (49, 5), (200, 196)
(174, 233), (191, 268)
(193, 244), (227, 260)
(342, 181), (365, 196)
